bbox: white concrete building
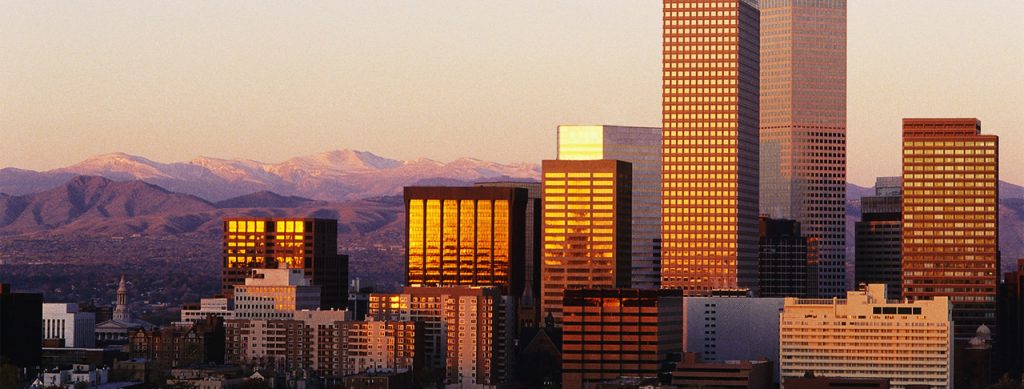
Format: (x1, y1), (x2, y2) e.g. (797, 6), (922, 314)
(42, 303), (96, 348)
(779, 284), (952, 389)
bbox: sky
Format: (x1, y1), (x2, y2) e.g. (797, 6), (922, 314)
(1, 1), (1022, 186)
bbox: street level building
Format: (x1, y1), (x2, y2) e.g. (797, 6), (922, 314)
(779, 284), (952, 389)
(43, 303), (96, 348)
(560, 288), (682, 389)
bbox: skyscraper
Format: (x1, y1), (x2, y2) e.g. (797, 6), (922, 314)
(541, 159), (632, 324)
(661, 0), (761, 295)
(855, 176), (902, 300)
(404, 186), (529, 297)
(222, 218), (349, 309)
(901, 118), (999, 340)
(759, 0), (847, 297)
(558, 125), (662, 289)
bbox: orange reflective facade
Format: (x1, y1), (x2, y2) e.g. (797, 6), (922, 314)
(404, 187), (528, 297)
(541, 160), (632, 324)
(661, 0), (760, 294)
(901, 118), (999, 340)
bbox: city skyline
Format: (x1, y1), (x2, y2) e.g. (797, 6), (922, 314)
(2, 1), (1022, 186)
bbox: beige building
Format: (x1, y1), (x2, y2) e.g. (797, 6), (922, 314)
(779, 284), (952, 389)
(225, 310), (349, 378)
(233, 267), (322, 319)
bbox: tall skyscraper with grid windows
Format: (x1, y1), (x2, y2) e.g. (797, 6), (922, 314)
(759, 0), (847, 297)
(661, 0), (760, 295)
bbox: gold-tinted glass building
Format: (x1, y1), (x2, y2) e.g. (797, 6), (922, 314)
(558, 125), (663, 290)
(561, 288), (683, 389)
(661, 0), (761, 295)
(759, 0), (847, 297)
(404, 187), (528, 297)
(222, 218), (348, 309)
(902, 118), (999, 341)
(541, 159), (632, 324)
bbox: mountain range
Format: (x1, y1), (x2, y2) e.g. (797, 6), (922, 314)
(0, 150), (540, 202)
(5, 150), (1024, 275)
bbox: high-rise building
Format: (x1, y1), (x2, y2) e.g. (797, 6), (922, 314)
(901, 118), (999, 340)
(474, 181), (542, 328)
(855, 176), (902, 300)
(661, 0), (761, 295)
(222, 218), (348, 309)
(0, 284), (43, 367)
(343, 319), (424, 376)
(43, 303), (96, 348)
(404, 186), (529, 299)
(368, 286), (515, 387)
(758, 216), (815, 298)
(557, 125), (663, 289)
(682, 296), (785, 382)
(759, 0), (848, 297)
(561, 288), (682, 389)
(541, 159), (632, 324)
(779, 284), (952, 389)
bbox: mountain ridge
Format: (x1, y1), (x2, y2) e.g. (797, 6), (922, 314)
(0, 149), (540, 202)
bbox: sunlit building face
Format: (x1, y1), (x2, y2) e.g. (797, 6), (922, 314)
(661, 0), (760, 295)
(901, 118), (999, 340)
(558, 125), (663, 290)
(759, 0), (847, 297)
(540, 159), (632, 324)
(404, 187), (528, 298)
(221, 218), (347, 309)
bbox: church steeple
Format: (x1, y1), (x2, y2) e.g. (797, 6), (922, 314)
(113, 275), (130, 321)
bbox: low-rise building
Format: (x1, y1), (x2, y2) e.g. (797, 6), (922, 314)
(779, 284), (952, 389)
(43, 303), (96, 348)
(561, 288), (682, 389)
(672, 352), (772, 389)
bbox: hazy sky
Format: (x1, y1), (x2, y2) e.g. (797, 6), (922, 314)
(2, 1), (1022, 185)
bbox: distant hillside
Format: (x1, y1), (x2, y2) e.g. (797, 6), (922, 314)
(0, 176), (403, 239)
(0, 150), (539, 202)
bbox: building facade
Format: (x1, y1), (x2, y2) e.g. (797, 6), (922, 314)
(779, 284), (952, 389)
(661, 0), (761, 295)
(758, 217), (815, 298)
(225, 310), (350, 378)
(222, 218), (348, 309)
(557, 125), (663, 289)
(404, 186), (529, 298)
(43, 303), (96, 348)
(0, 284), (43, 367)
(233, 267), (322, 319)
(343, 319), (424, 376)
(901, 118), (999, 340)
(541, 159), (632, 324)
(671, 353), (772, 389)
(474, 181), (542, 328)
(759, 0), (848, 297)
(561, 288), (683, 389)
(855, 176), (902, 300)
(367, 286), (514, 387)
(682, 296), (785, 382)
